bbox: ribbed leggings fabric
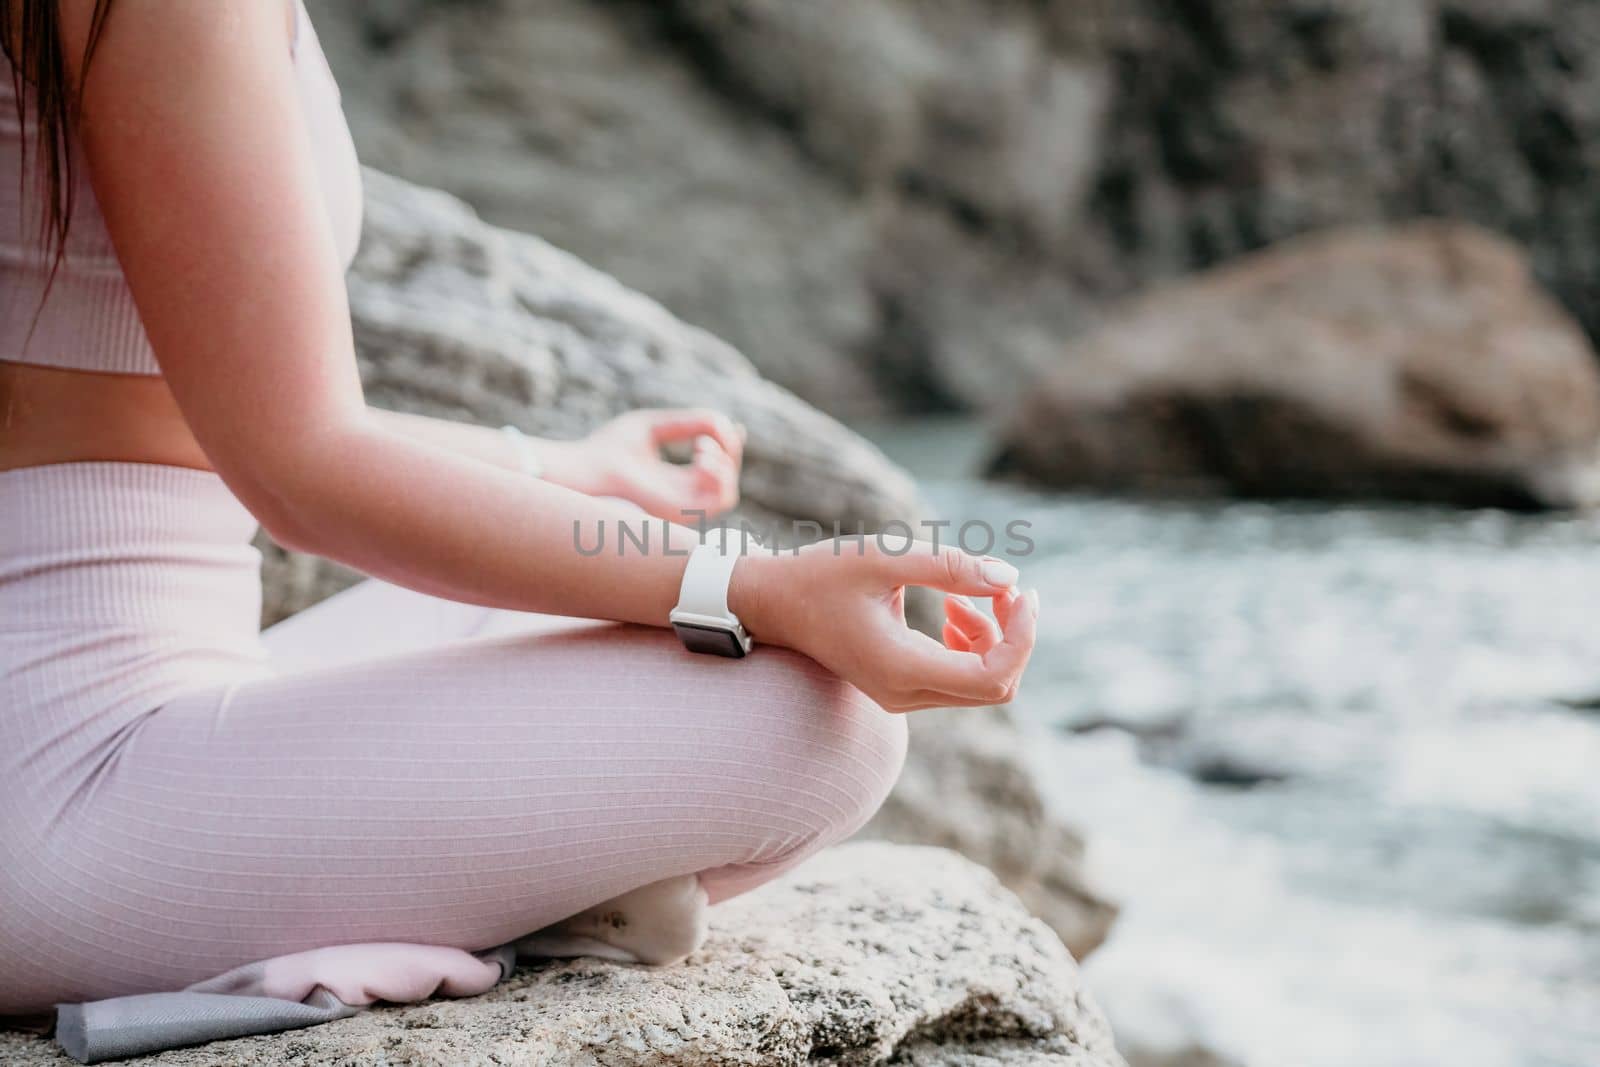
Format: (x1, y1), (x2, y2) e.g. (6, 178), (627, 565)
(0, 463), (907, 1015)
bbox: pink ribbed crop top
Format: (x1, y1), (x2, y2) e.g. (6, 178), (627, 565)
(0, 0), (363, 376)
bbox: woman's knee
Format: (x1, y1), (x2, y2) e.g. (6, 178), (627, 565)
(746, 647), (908, 845)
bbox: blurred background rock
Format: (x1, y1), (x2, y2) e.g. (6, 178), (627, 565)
(314, 0), (1600, 423)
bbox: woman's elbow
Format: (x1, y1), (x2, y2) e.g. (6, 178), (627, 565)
(256, 510), (318, 556)
(214, 435), (356, 558)
(230, 474), (321, 554)
(213, 412), (376, 557)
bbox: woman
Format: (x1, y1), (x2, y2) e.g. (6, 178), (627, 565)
(0, 0), (1037, 1037)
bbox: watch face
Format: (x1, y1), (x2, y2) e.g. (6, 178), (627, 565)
(672, 621), (749, 658)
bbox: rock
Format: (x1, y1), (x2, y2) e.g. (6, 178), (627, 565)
(0, 844), (1127, 1067)
(990, 223), (1600, 508)
(312, 0), (1600, 417)
(259, 167), (923, 624)
(641, 0), (1111, 412)
(862, 711), (1120, 961)
(347, 168), (922, 531)
(307, 0), (1110, 415)
(308, 0), (888, 418)
(1125, 1047), (1245, 1067)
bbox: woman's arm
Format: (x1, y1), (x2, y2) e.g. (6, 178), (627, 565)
(369, 407), (745, 520)
(64, 1), (689, 625)
(367, 411), (563, 477)
(64, 0), (1035, 710)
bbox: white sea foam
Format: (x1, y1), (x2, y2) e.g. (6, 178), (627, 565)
(905, 470), (1600, 1067)
(863, 419), (1600, 1067)
(1035, 732), (1600, 1067)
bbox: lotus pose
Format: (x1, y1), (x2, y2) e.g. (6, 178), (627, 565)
(0, 0), (1036, 1043)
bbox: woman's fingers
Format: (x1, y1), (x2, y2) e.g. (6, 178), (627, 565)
(689, 435), (739, 510)
(878, 586), (1036, 710)
(944, 593), (1000, 653)
(942, 621), (974, 653)
(839, 548), (1032, 710)
(692, 434), (737, 478)
(887, 611), (1034, 705)
(991, 582), (1019, 632)
(875, 542), (1019, 598)
(645, 409), (744, 464)
(981, 586), (1037, 702)
(878, 638), (994, 705)
(896, 690), (1001, 711)
(630, 434), (738, 519)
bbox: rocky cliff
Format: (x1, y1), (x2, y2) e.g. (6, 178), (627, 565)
(311, 0), (1600, 417)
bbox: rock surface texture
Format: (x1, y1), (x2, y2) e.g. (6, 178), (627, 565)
(1, 845), (1127, 1067)
(312, 0), (1600, 415)
(862, 711), (1119, 962)
(990, 223), (1600, 508)
(260, 168), (922, 623)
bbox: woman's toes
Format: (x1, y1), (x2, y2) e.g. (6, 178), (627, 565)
(605, 873), (708, 965)
(515, 873), (708, 967)
(512, 927), (642, 964)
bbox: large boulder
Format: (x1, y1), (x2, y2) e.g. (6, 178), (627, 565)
(260, 168), (923, 624)
(312, 0), (1600, 416)
(1, 844), (1127, 1067)
(990, 223), (1600, 508)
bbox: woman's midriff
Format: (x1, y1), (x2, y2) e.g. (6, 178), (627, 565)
(0, 361), (212, 472)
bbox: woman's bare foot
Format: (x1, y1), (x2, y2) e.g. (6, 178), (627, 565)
(516, 873), (709, 966)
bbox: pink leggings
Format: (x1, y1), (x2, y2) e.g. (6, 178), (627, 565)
(0, 463), (907, 1014)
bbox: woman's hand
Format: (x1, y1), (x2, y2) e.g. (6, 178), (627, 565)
(730, 540), (1038, 713)
(550, 409), (745, 521)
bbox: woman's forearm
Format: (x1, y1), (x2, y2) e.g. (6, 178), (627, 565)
(246, 413), (1039, 713)
(369, 409), (601, 494)
(262, 413), (705, 628)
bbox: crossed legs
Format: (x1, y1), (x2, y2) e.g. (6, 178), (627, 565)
(3, 580), (906, 1011)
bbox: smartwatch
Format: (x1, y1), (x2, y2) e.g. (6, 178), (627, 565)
(670, 538), (753, 658)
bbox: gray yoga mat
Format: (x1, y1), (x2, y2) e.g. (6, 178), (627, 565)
(54, 945), (518, 1064)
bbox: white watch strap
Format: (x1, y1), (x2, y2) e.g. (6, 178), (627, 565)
(675, 539), (742, 620)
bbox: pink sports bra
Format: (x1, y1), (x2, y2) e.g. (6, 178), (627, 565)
(0, 0), (363, 376)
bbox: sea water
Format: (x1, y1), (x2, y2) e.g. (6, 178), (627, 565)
(863, 418), (1600, 1067)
